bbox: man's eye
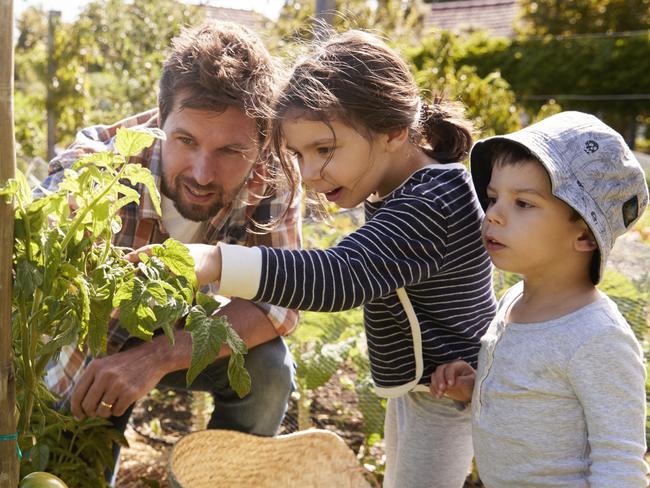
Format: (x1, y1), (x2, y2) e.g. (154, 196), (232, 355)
(179, 136), (194, 145)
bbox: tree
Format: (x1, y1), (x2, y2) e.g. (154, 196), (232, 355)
(13, 0), (203, 162)
(266, 0), (425, 53)
(518, 0), (650, 36)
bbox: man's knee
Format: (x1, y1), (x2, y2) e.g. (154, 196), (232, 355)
(245, 336), (295, 398)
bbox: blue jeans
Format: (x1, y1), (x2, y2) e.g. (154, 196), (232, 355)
(108, 336), (295, 483)
(159, 335), (295, 433)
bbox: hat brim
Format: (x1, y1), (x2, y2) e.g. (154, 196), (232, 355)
(469, 136), (533, 211)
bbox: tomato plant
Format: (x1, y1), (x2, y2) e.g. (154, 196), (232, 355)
(1, 128), (250, 485)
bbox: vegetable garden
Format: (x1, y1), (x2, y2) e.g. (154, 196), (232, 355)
(1, 0), (649, 486)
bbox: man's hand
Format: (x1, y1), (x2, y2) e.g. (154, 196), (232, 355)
(71, 339), (171, 420)
(430, 360), (476, 403)
(126, 242), (222, 287)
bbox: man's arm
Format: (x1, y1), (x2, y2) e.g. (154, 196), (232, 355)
(71, 297), (277, 419)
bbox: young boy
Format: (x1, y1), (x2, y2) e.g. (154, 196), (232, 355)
(431, 111), (649, 487)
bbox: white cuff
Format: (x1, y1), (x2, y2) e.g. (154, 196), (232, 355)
(218, 243), (263, 300)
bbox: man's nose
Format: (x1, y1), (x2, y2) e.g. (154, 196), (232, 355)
(192, 152), (218, 186)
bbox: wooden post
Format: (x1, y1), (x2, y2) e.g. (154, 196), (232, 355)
(46, 10), (61, 162)
(0, 0), (18, 486)
(314, 0), (335, 39)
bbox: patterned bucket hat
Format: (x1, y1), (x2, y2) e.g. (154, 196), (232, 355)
(470, 111), (649, 283)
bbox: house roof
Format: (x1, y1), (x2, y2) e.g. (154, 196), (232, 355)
(424, 0), (519, 38)
(202, 6), (266, 32)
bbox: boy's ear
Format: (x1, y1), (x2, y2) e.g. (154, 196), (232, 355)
(384, 128), (409, 152)
(575, 229), (598, 253)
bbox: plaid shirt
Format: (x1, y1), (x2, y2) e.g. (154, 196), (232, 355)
(42, 109), (302, 407)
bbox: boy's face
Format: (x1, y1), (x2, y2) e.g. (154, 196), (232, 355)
(482, 159), (589, 279)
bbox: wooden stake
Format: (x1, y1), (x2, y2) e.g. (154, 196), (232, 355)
(0, 0), (18, 486)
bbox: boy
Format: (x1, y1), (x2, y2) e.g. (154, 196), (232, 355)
(431, 111), (649, 487)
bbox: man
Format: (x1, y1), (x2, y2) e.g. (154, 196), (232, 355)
(41, 21), (301, 479)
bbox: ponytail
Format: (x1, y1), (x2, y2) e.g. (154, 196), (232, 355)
(419, 98), (474, 163)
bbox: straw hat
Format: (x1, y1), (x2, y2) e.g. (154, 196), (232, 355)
(168, 429), (372, 488)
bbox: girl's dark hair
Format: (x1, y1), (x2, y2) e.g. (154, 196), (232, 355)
(271, 30), (475, 200)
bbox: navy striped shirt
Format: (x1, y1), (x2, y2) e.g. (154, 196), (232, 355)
(254, 164), (496, 395)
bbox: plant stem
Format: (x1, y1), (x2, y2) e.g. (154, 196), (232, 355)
(60, 163), (127, 252)
(297, 385), (313, 431)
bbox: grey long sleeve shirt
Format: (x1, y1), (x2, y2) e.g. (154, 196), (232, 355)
(473, 282), (648, 487)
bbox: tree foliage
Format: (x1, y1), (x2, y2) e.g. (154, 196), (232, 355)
(266, 0), (425, 53)
(517, 0), (650, 35)
(14, 0), (202, 161)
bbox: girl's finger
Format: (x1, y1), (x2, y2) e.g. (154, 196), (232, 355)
(125, 244), (156, 263)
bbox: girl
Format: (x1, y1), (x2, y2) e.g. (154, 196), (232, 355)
(142, 31), (496, 488)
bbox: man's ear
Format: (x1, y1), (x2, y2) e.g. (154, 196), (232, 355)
(384, 128), (409, 152)
(575, 229), (598, 253)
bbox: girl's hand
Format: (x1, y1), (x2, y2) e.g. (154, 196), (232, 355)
(430, 360), (476, 402)
(127, 242), (222, 287)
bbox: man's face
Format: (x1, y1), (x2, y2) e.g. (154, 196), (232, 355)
(160, 97), (259, 221)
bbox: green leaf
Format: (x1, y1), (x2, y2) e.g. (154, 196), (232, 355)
(114, 127), (156, 158)
(225, 325), (247, 356)
(227, 352), (251, 399)
(26, 442), (50, 471)
(121, 164), (161, 216)
(185, 306), (228, 386)
(39, 318), (79, 357)
(88, 297), (112, 355)
(153, 239), (197, 289)
(73, 151), (119, 169)
(91, 200), (110, 236)
(15, 259), (43, 298)
(0, 170), (31, 205)
(73, 275), (92, 345)
(58, 169), (81, 194)
(113, 279), (155, 340)
(195, 292), (224, 317)
(153, 297), (188, 345)
(145, 280), (168, 304)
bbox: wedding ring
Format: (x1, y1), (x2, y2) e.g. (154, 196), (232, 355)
(99, 400), (113, 409)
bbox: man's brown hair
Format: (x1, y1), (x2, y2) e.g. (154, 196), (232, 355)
(159, 21), (277, 146)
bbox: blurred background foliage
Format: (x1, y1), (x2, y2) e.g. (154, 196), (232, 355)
(13, 0), (650, 171)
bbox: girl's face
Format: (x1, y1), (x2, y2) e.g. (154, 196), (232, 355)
(281, 117), (387, 208)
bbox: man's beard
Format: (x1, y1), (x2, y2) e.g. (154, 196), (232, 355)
(161, 174), (232, 222)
